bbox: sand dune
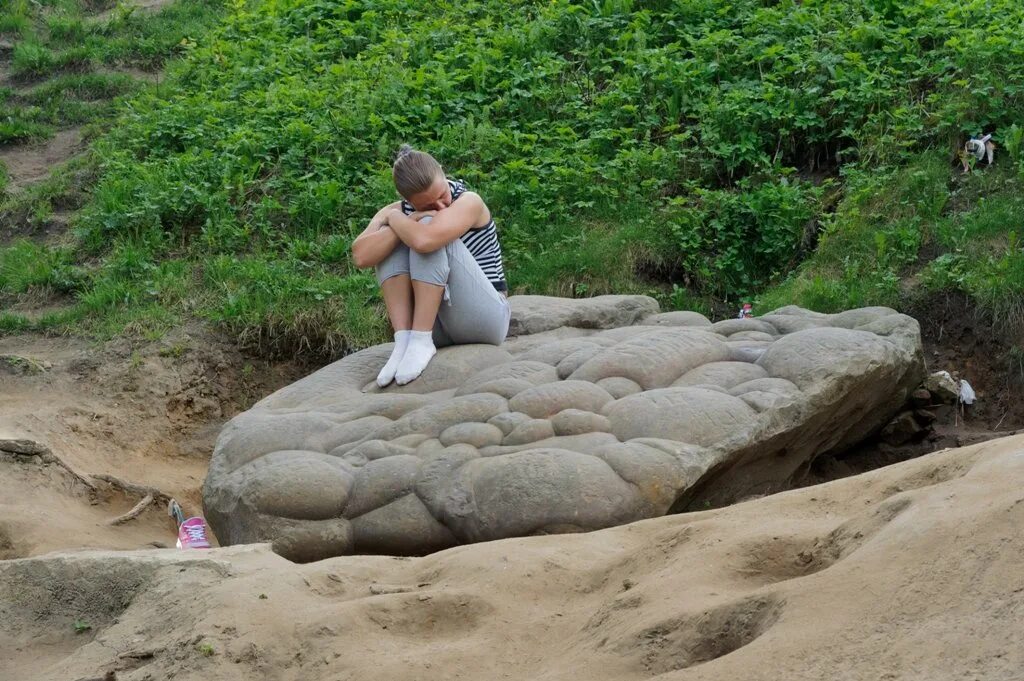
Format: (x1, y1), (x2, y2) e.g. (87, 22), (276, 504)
(3, 434), (1023, 681)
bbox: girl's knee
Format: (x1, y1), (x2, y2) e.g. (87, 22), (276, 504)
(375, 244), (412, 284)
(409, 247), (450, 285)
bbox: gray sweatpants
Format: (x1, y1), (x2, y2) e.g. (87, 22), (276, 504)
(375, 236), (510, 347)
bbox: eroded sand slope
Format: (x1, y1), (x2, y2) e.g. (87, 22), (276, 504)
(3, 435), (1023, 681)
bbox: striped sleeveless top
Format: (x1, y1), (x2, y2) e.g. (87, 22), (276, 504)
(401, 179), (508, 292)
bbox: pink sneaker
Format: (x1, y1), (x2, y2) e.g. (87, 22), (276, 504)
(176, 517), (212, 549)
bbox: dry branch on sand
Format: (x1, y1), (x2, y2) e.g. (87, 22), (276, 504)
(1, 439), (176, 525)
(91, 474), (173, 525)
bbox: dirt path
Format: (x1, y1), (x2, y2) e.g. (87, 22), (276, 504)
(0, 128), (85, 192)
(93, 0), (177, 22)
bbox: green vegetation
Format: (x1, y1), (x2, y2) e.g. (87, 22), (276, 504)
(760, 152), (1024, 331)
(3, 0), (223, 77)
(0, 0), (224, 145)
(3, 0), (1024, 354)
(0, 239), (82, 293)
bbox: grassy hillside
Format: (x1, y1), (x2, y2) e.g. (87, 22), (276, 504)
(0, 0), (224, 146)
(2, 0), (1024, 356)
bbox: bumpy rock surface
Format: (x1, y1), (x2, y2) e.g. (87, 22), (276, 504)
(203, 296), (923, 560)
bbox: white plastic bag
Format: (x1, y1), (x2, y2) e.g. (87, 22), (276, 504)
(959, 379), (976, 405)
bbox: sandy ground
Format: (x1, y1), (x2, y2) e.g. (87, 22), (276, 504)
(2, 433), (1022, 681)
(0, 329), (305, 559)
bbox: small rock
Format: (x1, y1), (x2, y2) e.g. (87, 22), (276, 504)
(0, 439), (50, 456)
(910, 388), (932, 408)
(880, 411), (924, 445)
(913, 409), (936, 425)
(924, 371), (959, 404)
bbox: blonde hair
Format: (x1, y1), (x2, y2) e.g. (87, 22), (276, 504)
(392, 145), (442, 198)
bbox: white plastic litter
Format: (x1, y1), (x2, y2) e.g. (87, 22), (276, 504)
(959, 379), (976, 405)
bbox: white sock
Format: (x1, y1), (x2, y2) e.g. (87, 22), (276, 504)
(377, 330), (411, 387)
(395, 330), (436, 385)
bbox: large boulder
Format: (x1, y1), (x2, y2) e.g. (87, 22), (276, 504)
(203, 296), (924, 560)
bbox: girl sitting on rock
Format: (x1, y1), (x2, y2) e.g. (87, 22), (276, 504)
(351, 145), (510, 387)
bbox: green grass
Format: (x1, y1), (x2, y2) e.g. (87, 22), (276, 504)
(0, 119), (53, 144)
(0, 312), (32, 333)
(0, 0), (224, 151)
(0, 13), (32, 36)
(87, 0), (225, 68)
(24, 72), (140, 103)
(0, 239), (83, 293)
(0, 151), (101, 234)
(5, 0), (1024, 354)
(10, 42), (59, 77)
(758, 157), (1024, 331)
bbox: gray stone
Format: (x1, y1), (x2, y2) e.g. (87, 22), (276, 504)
(673, 361), (768, 389)
(503, 418), (556, 445)
(350, 494), (457, 555)
(711, 318), (779, 336)
(914, 409), (937, 425)
(604, 387), (758, 446)
(509, 295), (659, 336)
(203, 296), (924, 560)
(439, 422), (505, 448)
(453, 360), (559, 398)
(881, 411), (925, 445)
(0, 439), (51, 456)
(508, 380), (614, 419)
(569, 329), (731, 389)
(550, 409), (612, 436)
(642, 311), (713, 327)
(910, 388), (933, 408)
(487, 411), (531, 436)
(595, 376), (643, 399)
(344, 455), (421, 518)
(924, 371), (959, 404)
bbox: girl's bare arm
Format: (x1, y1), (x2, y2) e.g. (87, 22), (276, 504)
(351, 201), (403, 269)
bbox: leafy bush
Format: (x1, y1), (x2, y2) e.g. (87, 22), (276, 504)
(668, 179), (821, 296)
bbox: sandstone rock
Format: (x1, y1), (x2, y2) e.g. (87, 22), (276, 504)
(914, 409), (937, 425)
(910, 388), (933, 408)
(0, 439), (50, 456)
(924, 371), (959, 404)
(203, 296), (924, 560)
(643, 310), (713, 327)
(881, 411), (925, 445)
(508, 295), (659, 336)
